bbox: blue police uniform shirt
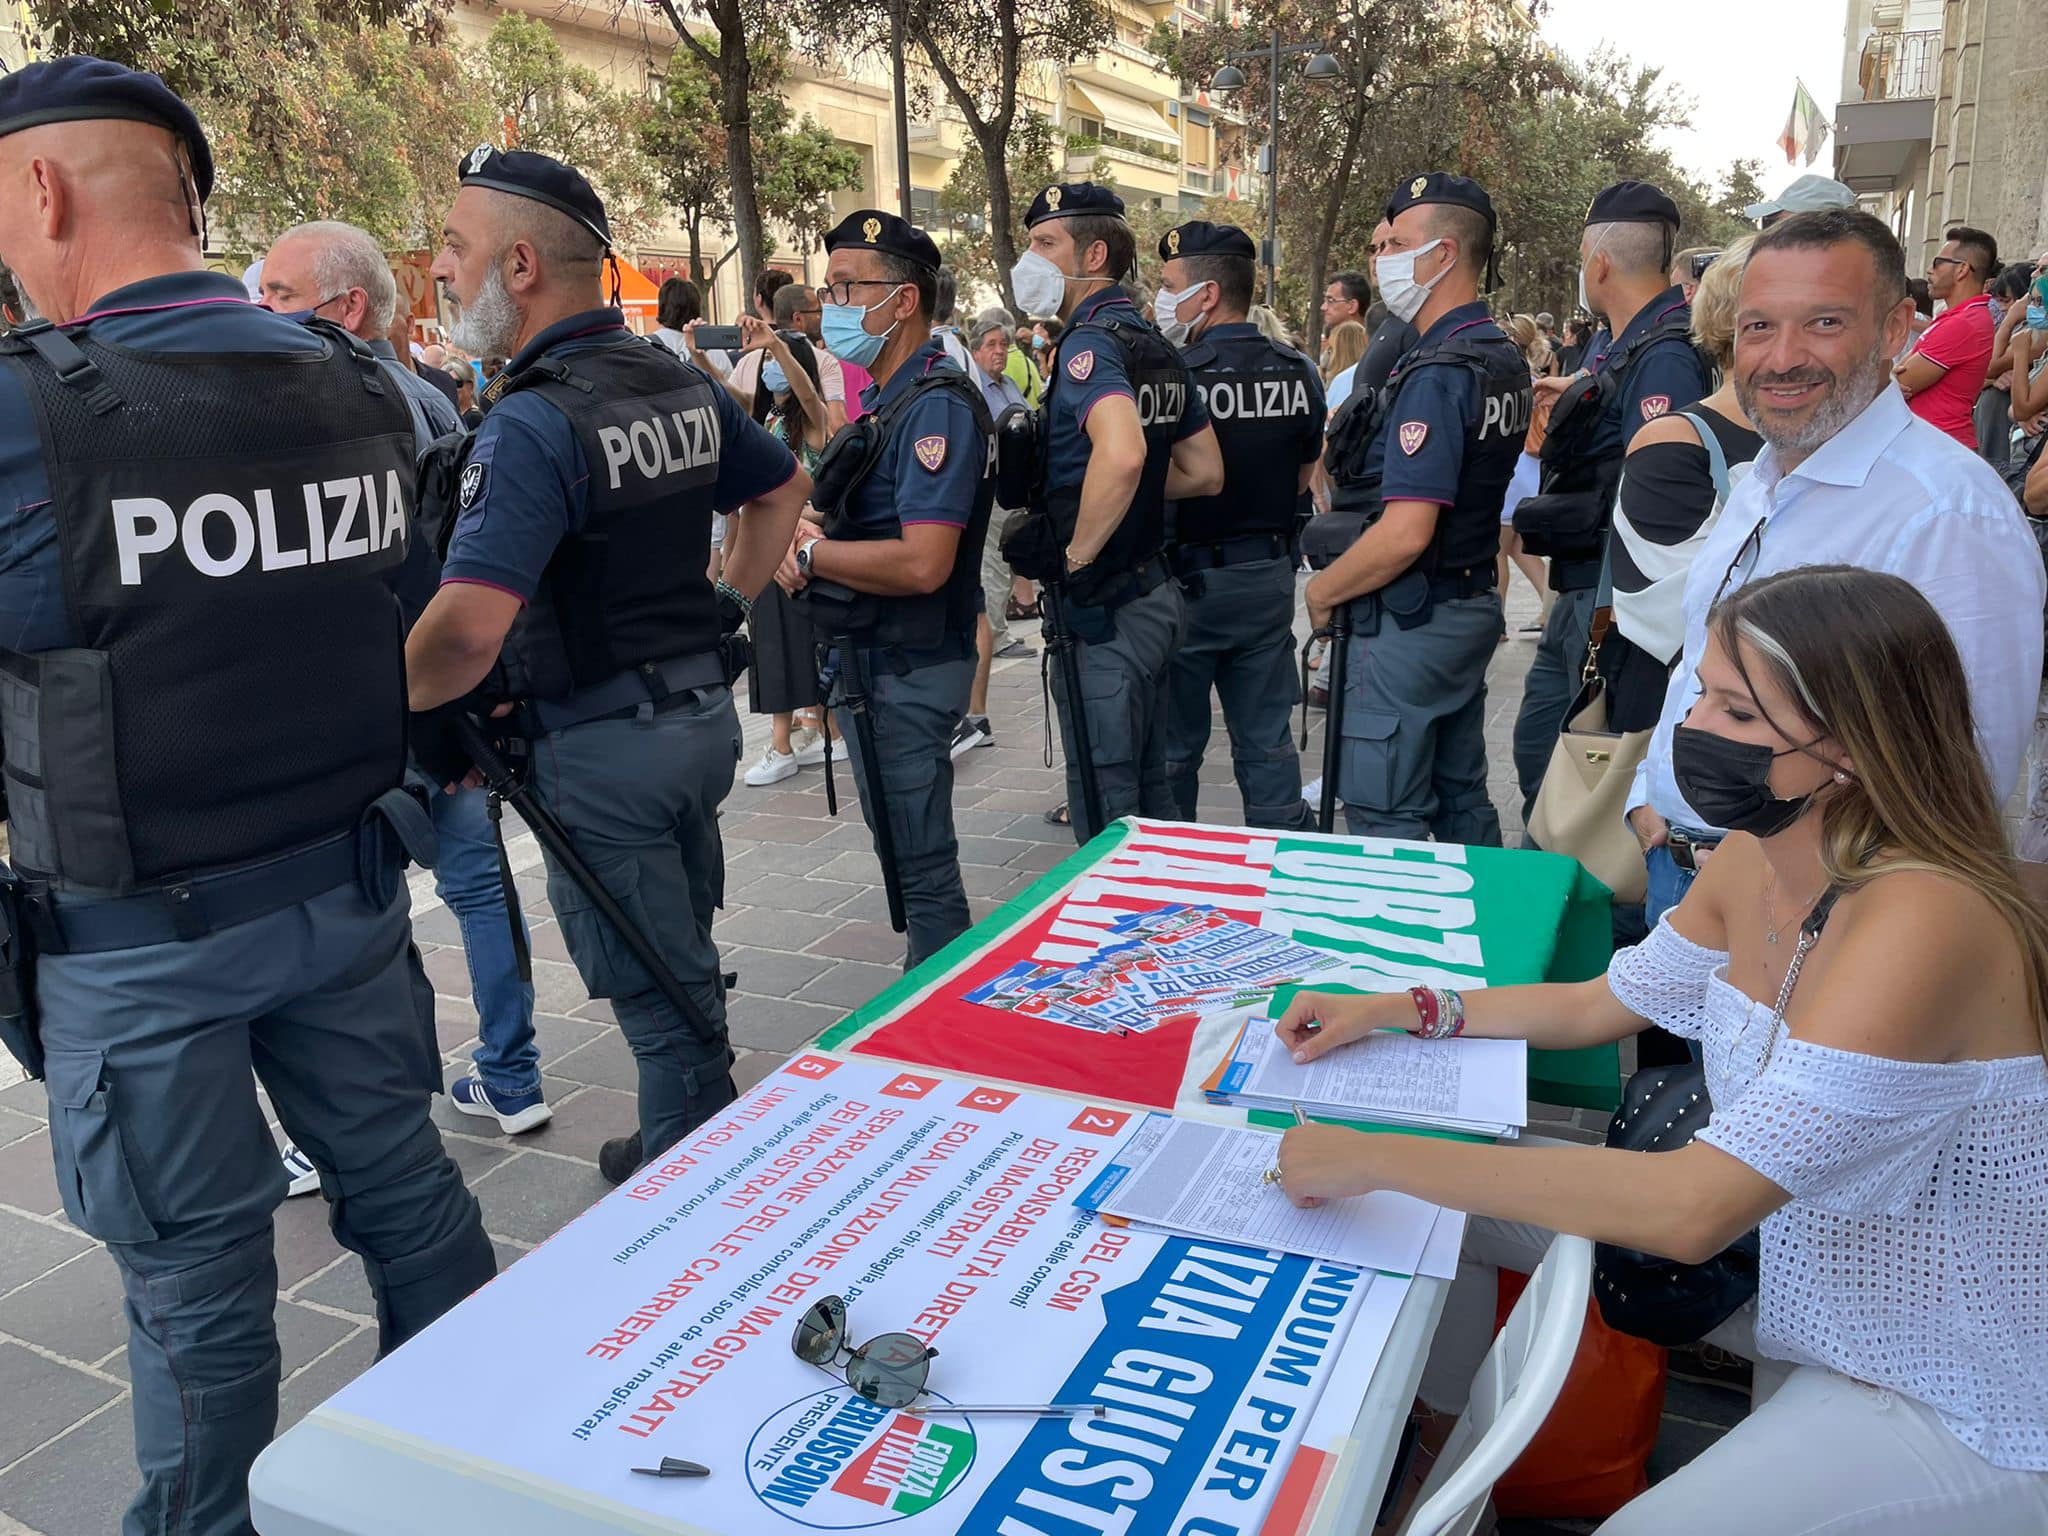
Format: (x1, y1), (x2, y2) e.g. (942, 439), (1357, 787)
(1588, 284), (1707, 458)
(0, 271), (330, 654)
(440, 308), (797, 601)
(1359, 302), (1502, 507)
(847, 339), (985, 534)
(1043, 286), (1210, 494)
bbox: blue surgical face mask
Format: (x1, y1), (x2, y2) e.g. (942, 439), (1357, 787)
(819, 287), (903, 368)
(761, 358), (789, 395)
(2028, 300), (2048, 333)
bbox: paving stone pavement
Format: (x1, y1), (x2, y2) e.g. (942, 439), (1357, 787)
(0, 571), (1699, 1534)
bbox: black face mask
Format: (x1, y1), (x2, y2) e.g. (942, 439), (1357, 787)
(1671, 725), (1825, 837)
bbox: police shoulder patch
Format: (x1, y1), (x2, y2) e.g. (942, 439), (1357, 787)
(913, 434), (947, 472)
(1398, 421), (1429, 455)
(458, 459), (487, 510)
(1066, 349), (1096, 382)
(1640, 393), (1671, 422)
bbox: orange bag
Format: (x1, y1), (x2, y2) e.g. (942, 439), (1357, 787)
(1487, 1268), (1668, 1519)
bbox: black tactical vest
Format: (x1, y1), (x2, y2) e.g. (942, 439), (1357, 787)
(472, 339), (723, 702)
(0, 322), (413, 892)
(1528, 312), (1702, 590)
(809, 370), (995, 651)
(1039, 311), (1190, 573)
(1323, 324), (1532, 578)
(1172, 332), (1320, 545)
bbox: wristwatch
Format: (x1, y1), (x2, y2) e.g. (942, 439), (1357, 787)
(795, 539), (818, 578)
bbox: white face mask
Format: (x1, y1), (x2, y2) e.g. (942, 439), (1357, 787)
(1152, 281), (1209, 345)
(1010, 250), (1072, 319)
(1373, 238), (1448, 324)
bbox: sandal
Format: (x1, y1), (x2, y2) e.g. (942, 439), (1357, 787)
(1006, 596), (1042, 622)
(1043, 802), (1070, 827)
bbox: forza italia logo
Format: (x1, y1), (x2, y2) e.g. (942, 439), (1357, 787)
(748, 1388), (976, 1527)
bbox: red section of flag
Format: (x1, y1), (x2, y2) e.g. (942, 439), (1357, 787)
(1257, 1445), (1331, 1536)
(833, 1413), (923, 1505)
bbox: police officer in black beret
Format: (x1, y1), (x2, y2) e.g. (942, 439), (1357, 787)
(1003, 182), (1224, 840)
(1305, 173), (1531, 843)
(1154, 220), (1323, 829)
(0, 58), (495, 1530)
(783, 210), (995, 967)
(1509, 179), (1709, 823)
(406, 146), (813, 1184)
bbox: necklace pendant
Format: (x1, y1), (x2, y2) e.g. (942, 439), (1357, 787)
(1766, 931), (1779, 945)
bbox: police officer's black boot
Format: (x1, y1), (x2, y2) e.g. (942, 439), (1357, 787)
(599, 1132), (644, 1186)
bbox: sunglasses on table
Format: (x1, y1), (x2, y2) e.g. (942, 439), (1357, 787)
(791, 1295), (1102, 1419)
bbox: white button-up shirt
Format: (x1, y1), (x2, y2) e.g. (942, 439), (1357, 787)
(1630, 384), (2045, 828)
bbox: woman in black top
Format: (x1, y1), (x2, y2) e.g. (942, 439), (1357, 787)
(1604, 237), (1765, 731)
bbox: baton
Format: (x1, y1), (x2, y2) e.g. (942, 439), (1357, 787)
(1041, 581), (1106, 838)
(454, 715), (722, 1046)
(841, 646), (906, 934)
(1318, 600), (1350, 836)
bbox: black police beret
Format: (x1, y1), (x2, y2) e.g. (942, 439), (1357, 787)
(823, 208), (942, 270)
(457, 144), (612, 248)
(1024, 182), (1124, 227)
(1158, 220), (1255, 261)
(1586, 179), (1680, 228)
(1384, 171), (1496, 231)
(0, 56), (213, 201)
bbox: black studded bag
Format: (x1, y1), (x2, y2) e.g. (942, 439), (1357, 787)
(1593, 889), (1839, 1346)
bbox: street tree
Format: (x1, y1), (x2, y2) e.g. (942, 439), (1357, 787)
(754, 93), (866, 256)
(640, 47), (729, 284)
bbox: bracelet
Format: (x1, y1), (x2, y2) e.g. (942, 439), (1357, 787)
(715, 579), (751, 616)
(1406, 986), (1466, 1040)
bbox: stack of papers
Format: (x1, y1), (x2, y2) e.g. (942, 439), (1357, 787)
(1204, 1019), (1528, 1138)
(1075, 1113), (1443, 1276)
(962, 905), (1348, 1035)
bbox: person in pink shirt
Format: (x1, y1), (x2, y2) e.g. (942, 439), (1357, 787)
(1897, 225), (1999, 446)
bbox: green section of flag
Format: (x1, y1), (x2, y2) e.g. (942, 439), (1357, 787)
(888, 1421), (974, 1515)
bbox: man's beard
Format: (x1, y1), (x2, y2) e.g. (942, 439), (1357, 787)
(1735, 345), (1890, 464)
(451, 262), (520, 357)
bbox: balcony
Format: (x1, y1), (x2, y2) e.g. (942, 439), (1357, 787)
(1835, 28), (1937, 192)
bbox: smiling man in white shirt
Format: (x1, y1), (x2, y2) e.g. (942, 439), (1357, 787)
(1628, 209), (2046, 924)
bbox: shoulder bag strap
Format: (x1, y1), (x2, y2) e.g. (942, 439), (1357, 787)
(1677, 410), (1730, 507)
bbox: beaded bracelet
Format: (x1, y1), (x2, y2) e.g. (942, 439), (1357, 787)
(715, 579), (752, 616)
(1406, 985), (1466, 1040)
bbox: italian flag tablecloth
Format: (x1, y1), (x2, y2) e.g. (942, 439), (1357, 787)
(817, 819), (1621, 1116)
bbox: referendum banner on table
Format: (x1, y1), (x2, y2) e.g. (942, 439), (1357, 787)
(316, 1055), (1399, 1536)
(820, 820), (1617, 1114)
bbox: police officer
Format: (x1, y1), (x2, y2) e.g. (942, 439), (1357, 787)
(781, 211), (992, 966)
(1003, 182), (1223, 841)
(1305, 173), (1532, 844)
(1154, 220), (1323, 829)
(404, 147), (811, 1184)
(0, 59), (495, 1532)
(1509, 179), (1709, 821)
(262, 219), (550, 1141)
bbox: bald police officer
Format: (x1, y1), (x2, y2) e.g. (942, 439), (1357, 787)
(1510, 180), (1708, 822)
(1003, 182), (1224, 841)
(1154, 220), (1322, 829)
(1307, 173), (1531, 843)
(0, 59), (494, 1532)
(785, 211), (994, 968)
(405, 147), (811, 1184)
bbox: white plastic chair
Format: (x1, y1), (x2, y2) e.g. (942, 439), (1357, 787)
(1398, 1232), (1595, 1536)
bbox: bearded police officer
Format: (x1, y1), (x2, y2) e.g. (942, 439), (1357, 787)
(1004, 182), (1223, 841)
(406, 147), (810, 1185)
(0, 59), (495, 1532)
(1509, 180), (1708, 821)
(1306, 173), (1530, 843)
(784, 210), (994, 968)
(1154, 220), (1322, 829)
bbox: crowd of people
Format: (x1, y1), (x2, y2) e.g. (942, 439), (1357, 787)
(0, 50), (2043, 1536)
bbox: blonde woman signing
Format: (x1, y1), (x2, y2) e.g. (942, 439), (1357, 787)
(1275, 566), (2048, 1534)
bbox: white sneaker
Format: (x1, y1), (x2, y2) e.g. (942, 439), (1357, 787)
(793, 733), (846, 767)
(1301, 776), (1323, 806)
(281, 1142), (320, 1198)
(745, 747), (800, 786)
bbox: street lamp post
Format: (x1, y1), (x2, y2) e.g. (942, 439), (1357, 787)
(1209, 33), (1341, 306)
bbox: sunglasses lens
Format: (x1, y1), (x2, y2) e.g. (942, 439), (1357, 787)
(846, 1333), (932, 1409)
(792, 1296), (847, 1365)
